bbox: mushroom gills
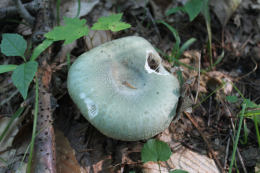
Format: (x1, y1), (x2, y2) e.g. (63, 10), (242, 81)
(144, 51), (168, 75)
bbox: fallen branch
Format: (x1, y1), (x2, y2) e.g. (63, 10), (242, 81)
(29, 0), (56, 172)
(0, 1), (38, 20)
(13, 0), (35, 25)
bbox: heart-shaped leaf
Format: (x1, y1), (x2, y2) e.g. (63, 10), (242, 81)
(11, 61), (38, 99)
(141, 139), (172, 163)
(1, 33), (27, 60)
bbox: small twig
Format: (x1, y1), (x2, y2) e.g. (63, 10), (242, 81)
(235, 56), (258, 81)
(184, 111), (225, 173)
(122, 81), (137, 89)
(230, 130), (248, 173)
(13, 0), (35, 25)
(194, 54), (201, 104)
(0, 90), (19, 106)
(207, 96), (212, 126)
(224, 131), (231, 169)
(0, 1), (39, 20)
(144, 4), (161, 40)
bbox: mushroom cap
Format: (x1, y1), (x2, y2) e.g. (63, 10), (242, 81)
(67, 36), (180, 141)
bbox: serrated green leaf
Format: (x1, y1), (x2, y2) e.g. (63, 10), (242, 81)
(97, 13), (123, 25)
(1, 33), (27, 60)
(226, 95), (238, 103)
(184, 0), (204, 21)
(141, 139), (172, 163)
(44, 17), (89, 45)
(91, 13), (131, 32)
(30, 39), (53, 61)
(11, 61), (38, 99)
(108, 22), (131, 32)
(0, 65), (17, 74)
(170, 170), (189, 173)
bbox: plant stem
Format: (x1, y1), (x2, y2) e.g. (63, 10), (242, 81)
(26, 77), (39, 173)
(253, 115), (260, 148)
(157, 161), (162, 173)
(229, 104), (245, 173)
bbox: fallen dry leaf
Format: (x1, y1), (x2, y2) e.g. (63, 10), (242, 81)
(56, 129), (88, 173)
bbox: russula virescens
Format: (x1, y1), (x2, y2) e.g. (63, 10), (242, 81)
(67, 36), (180, 141)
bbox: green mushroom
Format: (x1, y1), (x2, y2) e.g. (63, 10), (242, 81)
(67, 36), (180, 141)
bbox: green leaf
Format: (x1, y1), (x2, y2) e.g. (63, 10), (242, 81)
(166, 7), (185, 16)
(183, 0), (204, 21)
(44, 17), (89, 45)
(244, 99), (257, 108)
(157, 20), (180, 49)
(226, 95), (238, 103)
(1, 33), (27, 60)
(11, 61), (38, 99)
(179, 38), (196, 56)
(141, 139), (172, 163)
(240, 121), (249, 144)
(108, 22), (131, 32)
(91, 13), (131, 32)
(170, 170), (189, 173)
(0, 64), (17, 74)
(30, 39), (53, 61)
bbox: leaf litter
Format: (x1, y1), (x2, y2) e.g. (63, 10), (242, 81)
(1, 0), (260, 172)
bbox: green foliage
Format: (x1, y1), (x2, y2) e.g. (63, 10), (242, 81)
(11, 61), (38, 99)
(141, 139), (172, 162)
(1, 13), (130, 101)
(166, 0), (213, 68)
(243, 99), (258, 108)
(45, 17), (89, 45)
(157, 20), (195, 87)
(229, 103), (245, 173)
(0, 64), (17, 74)
(166, 0), (207, 22)
(170, 170), (189, 173)
(157, 20), (196, 61)
(30, 39), (53, 61)
(166, 0), (205, 20)
(184, 0), (204, 21)
(27, 77), (38, 173)
(166, 7), (185, 16)
(226, 95), (238, 103)
(91, 13), (131, 32)
(0, 13), (131, 172)
(141, 139), (187, 172)
(225, 83), (260, 172)
(1, 33), (27, 61)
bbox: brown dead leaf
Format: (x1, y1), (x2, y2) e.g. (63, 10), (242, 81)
(85, 30), (112, 50)
(56, 129), (88, 173)
(143, 161), (169, 173)
(167, 146), (219, 173)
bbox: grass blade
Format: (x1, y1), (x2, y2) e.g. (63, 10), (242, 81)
(229, 104), (245, 173)
(75, 0), (81, 18)
(179, 38), (196, 55)
(0, 107), (24, 143)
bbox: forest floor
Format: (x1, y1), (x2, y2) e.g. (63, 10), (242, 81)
(0, 0), (260, 173)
